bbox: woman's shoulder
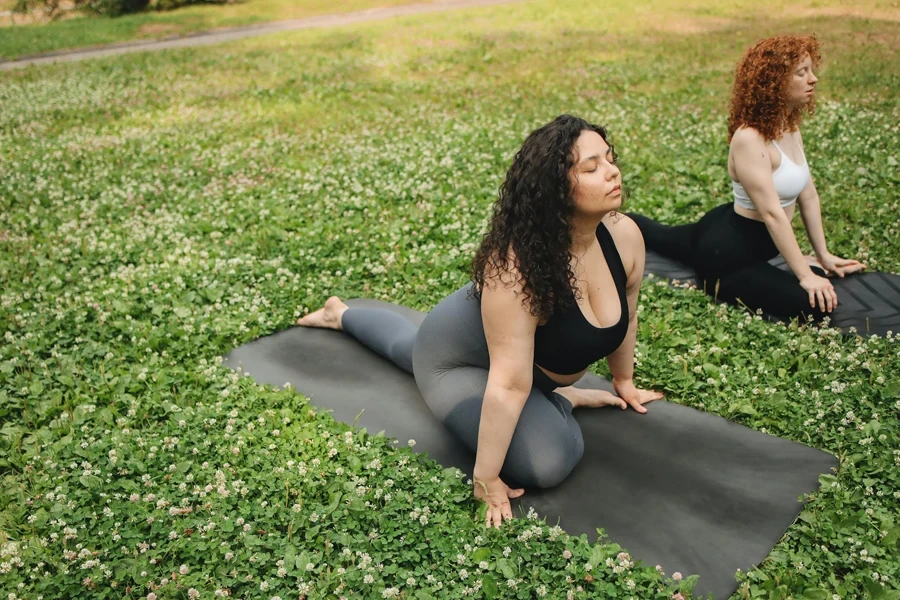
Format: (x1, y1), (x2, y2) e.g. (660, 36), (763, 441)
(731, 125), (767, 146)
(603, 213), (643, 262)
(730, 126), (774, 161)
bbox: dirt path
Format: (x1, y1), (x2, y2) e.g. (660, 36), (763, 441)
(0, 0), (524, 71)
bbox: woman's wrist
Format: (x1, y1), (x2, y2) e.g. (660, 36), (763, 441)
(472, 466), (499, 483)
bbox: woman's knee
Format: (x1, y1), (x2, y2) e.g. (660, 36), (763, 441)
(506, 430), (584, 489)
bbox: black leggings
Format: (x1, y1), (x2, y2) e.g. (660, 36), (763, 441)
(630, 204), (827, 322)
(341, 284), (584, 488)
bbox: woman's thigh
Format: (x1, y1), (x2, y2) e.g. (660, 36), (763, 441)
(717, 262), (827, 322)
(427, 365), (585, 488)
(412, 283), (584, 488)
(692, 204), (777, 279)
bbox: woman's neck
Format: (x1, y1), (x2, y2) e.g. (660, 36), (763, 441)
(569, 214), (604, 256)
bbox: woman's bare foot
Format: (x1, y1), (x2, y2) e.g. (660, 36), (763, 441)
(297, 296), (349, 330)
(556, 386), (627, 410)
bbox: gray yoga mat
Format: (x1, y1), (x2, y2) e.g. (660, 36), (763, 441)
(644, 251), (900, 336)
(225, 298), (837, 600)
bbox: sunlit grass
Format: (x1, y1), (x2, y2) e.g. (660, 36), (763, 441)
(0, 0), (439, 59)
(1, 1), (898, 598)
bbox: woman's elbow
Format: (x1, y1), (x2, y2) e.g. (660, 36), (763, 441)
(486, 373), (533, 400)
(759, 209), (787, 228)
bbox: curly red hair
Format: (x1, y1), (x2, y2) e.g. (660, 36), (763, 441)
(727, 35), (821, 142)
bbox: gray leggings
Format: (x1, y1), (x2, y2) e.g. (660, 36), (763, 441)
(342, 284), (585, 488)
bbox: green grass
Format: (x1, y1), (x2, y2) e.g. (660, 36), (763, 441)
(1, 0), (899, 598)
(0, 0), (438, 60)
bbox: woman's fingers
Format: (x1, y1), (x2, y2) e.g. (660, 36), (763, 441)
(639, 389), (664, 402)
(625, 396), (648, 414)
(828, 257), (866, 277)
(816, 289), (827, 312)
(489, 504), (503, 528)
(479, 482), (524, 528)
(489, 501), (513, 528)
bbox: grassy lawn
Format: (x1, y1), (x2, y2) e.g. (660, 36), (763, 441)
(1, 0), (899, 598)
(0, 0), (440, 60)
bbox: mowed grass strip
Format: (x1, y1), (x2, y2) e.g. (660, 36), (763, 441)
(0, 1), (898, 599)
(0, 0), (442, 60)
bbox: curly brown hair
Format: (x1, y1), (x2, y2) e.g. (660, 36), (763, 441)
(470, 115), (616, 323)
(727, 35), (821, 142)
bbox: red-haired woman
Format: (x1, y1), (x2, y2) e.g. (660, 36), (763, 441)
(632, 35), (865, 320)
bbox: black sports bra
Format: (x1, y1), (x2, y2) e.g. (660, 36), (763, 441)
(533, 222), (629, 376)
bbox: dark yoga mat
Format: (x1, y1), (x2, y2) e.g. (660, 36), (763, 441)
(644, 251), (900, 337)
(225, 298), (837, 600)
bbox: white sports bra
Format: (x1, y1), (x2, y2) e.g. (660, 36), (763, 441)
(733, 141), (810, 211)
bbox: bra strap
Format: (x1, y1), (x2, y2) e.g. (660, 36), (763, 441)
(595, 223), (629, 294)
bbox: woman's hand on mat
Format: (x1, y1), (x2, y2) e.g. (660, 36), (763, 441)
(799, 273), (838, 313)
(473, 476), (524, 528)
(817, 253), (867, 278)
(612, 378), (664, 414)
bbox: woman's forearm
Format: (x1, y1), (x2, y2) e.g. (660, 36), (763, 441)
(472, 386), (528, 481)
(762, 211), (815, 280)
(606, 313), (637, 383)
(798, 195), (829, 257)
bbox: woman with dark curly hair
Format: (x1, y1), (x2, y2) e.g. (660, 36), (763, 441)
(631, 35), (865, 319)
(299, 114), (661, 527)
